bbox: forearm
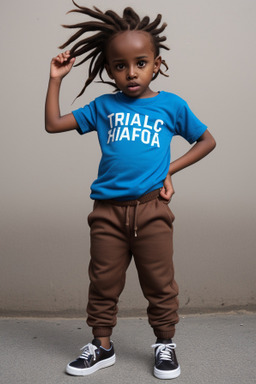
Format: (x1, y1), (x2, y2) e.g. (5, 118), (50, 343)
(45, 77), (78, 133)
(45, 77), (62, 133)
(169, 130), (216, 175)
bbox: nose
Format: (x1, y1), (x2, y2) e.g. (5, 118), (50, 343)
(127, 65), (137, 80)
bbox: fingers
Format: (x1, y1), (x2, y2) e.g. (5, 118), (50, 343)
(160, 174), (175, 201)
(52, 51), (75, 66)
(160, 187), (174, 201)
(50, 50), (76, 79)
(55, 50), (70, 63)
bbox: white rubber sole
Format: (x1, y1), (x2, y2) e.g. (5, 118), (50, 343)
(66, 354), (116, 376)
(154, 365), (181, 380)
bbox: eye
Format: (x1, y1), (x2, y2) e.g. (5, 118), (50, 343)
(116, 63), (125, 71)
(137, 60), (146, 68)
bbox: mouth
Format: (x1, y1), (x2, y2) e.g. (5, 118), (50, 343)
(127, 82), (140, 91)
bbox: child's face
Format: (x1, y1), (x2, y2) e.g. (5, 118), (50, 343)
(105, 30), (161, 99)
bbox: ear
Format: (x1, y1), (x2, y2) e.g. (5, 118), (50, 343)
(153, 56), (162, 75)
(105, 64), (114, 79)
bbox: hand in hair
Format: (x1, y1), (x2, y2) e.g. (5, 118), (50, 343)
(50, 50), (76, 80)
(45, 50), (78, 133)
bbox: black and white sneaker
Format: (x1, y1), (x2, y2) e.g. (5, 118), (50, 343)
(66, 338), (116, 376)
(152, 339), (180, 379)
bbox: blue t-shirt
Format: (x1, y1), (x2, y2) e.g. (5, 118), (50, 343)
(73, 91), (207, 201)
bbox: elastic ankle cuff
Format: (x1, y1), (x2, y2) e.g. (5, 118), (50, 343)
(93, 327), (113, 338)
(156, 338), (173, 344)
(154, 328), (175, 339)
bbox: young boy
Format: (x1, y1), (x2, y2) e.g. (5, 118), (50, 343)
(45, 3), (216, 380)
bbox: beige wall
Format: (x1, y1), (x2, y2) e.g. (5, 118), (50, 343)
(1, 0), (256, 316)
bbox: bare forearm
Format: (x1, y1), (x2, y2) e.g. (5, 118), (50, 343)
(169, 130), (216, 175)
(45, 77), (78, 133)
(45, 77), (61, 132)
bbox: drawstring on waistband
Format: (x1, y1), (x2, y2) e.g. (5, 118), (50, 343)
(134, 201), (140, 237)
(125, 202), (140, 237)
(100, 189), (160, 238)
(125, 205), (130, 227)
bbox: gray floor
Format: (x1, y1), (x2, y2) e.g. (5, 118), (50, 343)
(1, 312), (255, 384)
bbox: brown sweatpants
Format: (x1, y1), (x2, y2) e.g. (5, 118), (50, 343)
(87, 190), (179, 340)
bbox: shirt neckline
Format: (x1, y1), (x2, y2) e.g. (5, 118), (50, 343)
(116, 91), (164, 105)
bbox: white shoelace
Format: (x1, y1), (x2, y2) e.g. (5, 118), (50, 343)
(151, 343), (177, 361)
(79, 343), (98, 361)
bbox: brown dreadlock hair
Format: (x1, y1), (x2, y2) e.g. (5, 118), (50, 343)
(59, 0), (170, 98)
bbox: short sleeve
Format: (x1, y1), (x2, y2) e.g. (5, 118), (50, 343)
(72, 100), (97, 135)
(175, 102), (207, 144)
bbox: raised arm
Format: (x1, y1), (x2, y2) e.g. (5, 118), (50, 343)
(160, 129), (216, 200)
(45, 51), (79, 133)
